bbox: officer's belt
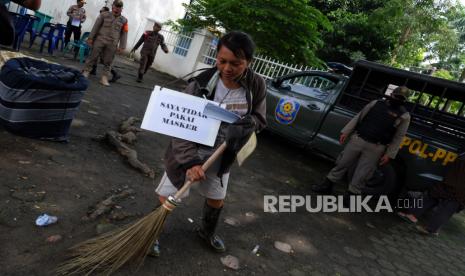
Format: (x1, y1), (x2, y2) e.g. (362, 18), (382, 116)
(355, 132), (388, 145)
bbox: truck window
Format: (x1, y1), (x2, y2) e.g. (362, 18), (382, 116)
(280, 74), (339, 101)
(284, 75), (337, 90)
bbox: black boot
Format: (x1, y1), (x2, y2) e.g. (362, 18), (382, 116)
(109, 69), (121, 83)
(311, 178), (334, 194)
(90, 65), (97, 76)
(137, 73), (143, 83)
(198, 201), (226, 252)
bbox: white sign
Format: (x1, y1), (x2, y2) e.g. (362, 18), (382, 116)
(71, 18), (81, 27)
(141, 86), (221, 146)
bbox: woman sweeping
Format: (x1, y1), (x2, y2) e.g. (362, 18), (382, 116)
(151, 31), (267, 256)
(57, 31), (265, 274)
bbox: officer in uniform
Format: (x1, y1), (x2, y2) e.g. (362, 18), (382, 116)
(65, 0), (86, 47)
(312, 86), (411, 196)
(130, 22), (169, 83)
(89, 6), (121, 83)
(82, 0), (128, 86)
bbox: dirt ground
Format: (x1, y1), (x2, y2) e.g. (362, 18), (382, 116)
(1, 48), (465, 276)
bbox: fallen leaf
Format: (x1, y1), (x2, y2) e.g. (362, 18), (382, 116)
(46, 235), (62, 243)
(224, 217), (240, 226)
(220, 255), (239, 270)
(274, 241), (292, 253)
(366, 222), (376, 229)
(245, 212), (256, 217)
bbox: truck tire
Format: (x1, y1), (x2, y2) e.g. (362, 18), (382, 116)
(362, 163), (400, 198)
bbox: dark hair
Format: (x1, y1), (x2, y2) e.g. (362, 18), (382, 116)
(100, 6), (110, 12)
(217, 31), (255, 61)
(154, 22), (162, 28)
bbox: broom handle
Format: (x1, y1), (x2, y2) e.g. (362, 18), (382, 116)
(173, 142), (227, 200)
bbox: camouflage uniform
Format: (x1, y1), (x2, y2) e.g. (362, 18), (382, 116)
(83, 11), (128, 79)
(132, 31), (168, 76)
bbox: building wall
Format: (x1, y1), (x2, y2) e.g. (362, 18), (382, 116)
(28, 0), (189, 51)
(151, 29), (214, 78)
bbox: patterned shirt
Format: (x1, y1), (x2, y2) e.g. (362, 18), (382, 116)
(67, 4), (86, 23)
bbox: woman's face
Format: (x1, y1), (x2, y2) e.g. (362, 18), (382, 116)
(216, 46), (249, 82)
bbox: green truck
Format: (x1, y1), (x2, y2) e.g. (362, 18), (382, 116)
(266, 60), (465, 196)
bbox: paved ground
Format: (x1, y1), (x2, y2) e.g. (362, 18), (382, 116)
(0, 47), (464, 276)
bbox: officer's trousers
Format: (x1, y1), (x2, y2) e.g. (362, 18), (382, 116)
(65, 24), (81, 46)
(138, 54), (155, 75)
(327, 134), (386, 194)
(84, 39), (116, 77)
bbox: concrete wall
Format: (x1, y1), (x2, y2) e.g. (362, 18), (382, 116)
(19, 0), (189, 51)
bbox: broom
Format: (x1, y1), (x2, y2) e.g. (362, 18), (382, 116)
(57, 142), (228, 276)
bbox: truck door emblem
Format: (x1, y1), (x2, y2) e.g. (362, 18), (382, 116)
(275, 98), (301, 125)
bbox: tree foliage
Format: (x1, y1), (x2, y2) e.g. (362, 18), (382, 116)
(427, 4), (465, 80)
(171, 0), (465, 82)
(313, 0), (461, 72)
(371, 0), (453, 67)
(171, 0), (331, 66)
(316, 8), (394, 64)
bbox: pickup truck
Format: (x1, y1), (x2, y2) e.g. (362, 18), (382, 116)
(266, 60), (465, 196)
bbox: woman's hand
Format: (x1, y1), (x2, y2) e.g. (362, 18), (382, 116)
(186, 165), (206, 182)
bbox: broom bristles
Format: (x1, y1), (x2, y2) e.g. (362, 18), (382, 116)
(57, 204), (173, 276)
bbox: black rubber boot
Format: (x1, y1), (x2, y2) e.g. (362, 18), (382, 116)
(198, 201), (226, 252)
(311, 178), (335, 194)
(90, 65), (97, 75)
(110, 69), (121, 83)
(137, 73), (143, 83)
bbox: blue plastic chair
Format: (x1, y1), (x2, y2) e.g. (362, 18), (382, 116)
(22, 15), (39, 44)
(63, 31), (91, 63)
(10, 13), (30, 51)
(51, 24), (66, 52)
(30, 22), (57, 54)
(15, 15), (39, 51)
(29, 20), (49, 48)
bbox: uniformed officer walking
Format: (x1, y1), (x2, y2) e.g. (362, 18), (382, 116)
(130, 22), (169, 83)
(65, 0), (87, 47)
(89, 6), (121, 83)
(312, 86), (411, 197)
(82, 0), (128, 86)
